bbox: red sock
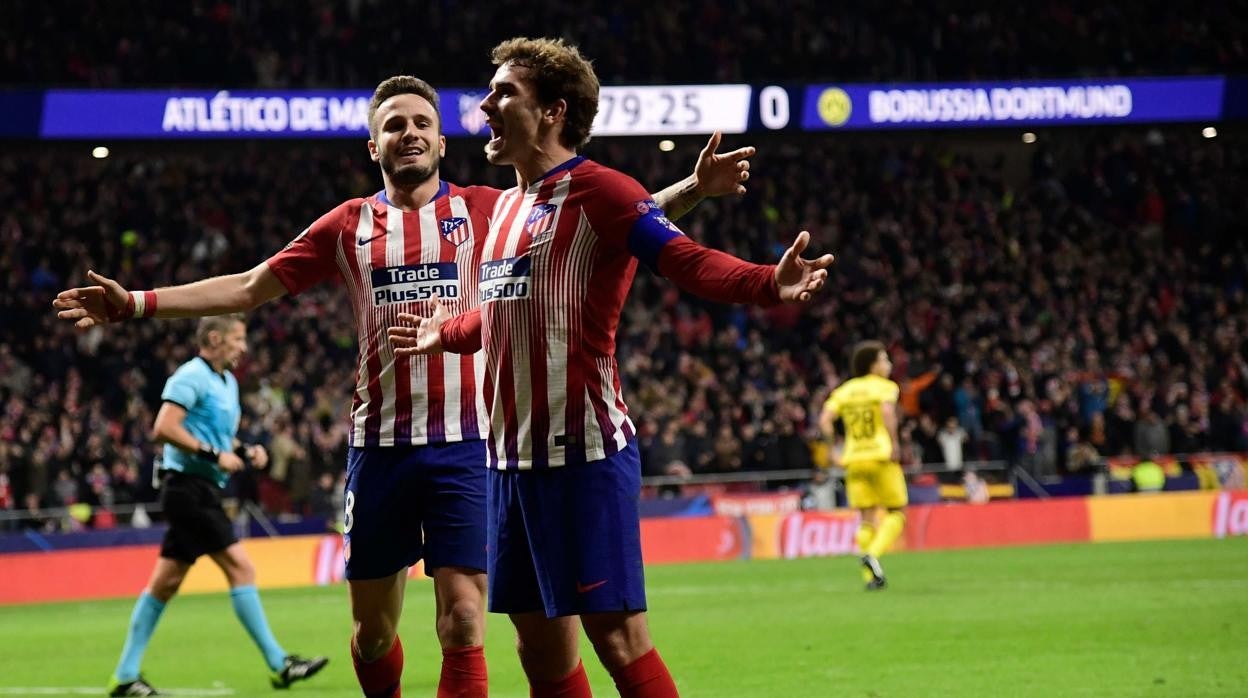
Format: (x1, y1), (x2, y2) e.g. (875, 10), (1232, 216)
(610, 648), (678, 698)
(530, 659), (591, 698)
(438, 645), (488, 698)
(352, 635), (404, 698)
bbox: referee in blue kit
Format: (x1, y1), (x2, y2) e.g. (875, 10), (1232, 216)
(108, 314), (327, 696)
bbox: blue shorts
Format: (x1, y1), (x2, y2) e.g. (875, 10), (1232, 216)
(487, 440), (647, 617)
(343, 440), (487, 580)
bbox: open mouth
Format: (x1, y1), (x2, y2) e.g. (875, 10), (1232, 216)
(486, 120), (504, 148)
(397, 145), (425, 161)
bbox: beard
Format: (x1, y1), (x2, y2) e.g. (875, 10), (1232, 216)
(381, 150), (439, 187)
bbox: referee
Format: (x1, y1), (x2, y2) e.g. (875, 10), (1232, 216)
(109, 314), (327, 696)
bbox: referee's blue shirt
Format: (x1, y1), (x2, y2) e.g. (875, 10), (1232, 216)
(160, 356), (240, 488)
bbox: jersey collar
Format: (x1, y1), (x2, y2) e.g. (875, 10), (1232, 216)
(530, 156), (585, 189)
(376, 180), (450, 209)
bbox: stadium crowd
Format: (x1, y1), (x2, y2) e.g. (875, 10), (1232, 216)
(3, 0), (1246, 87)
(2, 126), (1246, 525)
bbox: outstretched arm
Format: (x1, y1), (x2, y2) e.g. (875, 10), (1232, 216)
(650, 132), (754, 222)
(53, 262), (287, 327)
(658, 231), (834, 306)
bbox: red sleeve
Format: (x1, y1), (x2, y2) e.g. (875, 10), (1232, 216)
(463, 185), (503, 216)
(264, 201), (357, 295)
(657, 235), (782, 306)
(578, 165), (676, 260)
(439, 308), (482, 354)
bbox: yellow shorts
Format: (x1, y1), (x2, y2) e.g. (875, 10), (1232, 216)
(844, 461), (908, 510)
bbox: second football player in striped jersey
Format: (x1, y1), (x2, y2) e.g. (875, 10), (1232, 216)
(55, 73), (755, 697)
(389, 38), (834, 698)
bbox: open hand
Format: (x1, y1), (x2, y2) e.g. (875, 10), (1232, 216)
(694, 131), (755, 198)
(775, 231), (835, 303)
(388, 299), (450, 356)
(53, 270), (131, 328)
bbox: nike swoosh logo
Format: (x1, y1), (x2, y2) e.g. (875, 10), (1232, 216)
(576, 579), (608, 593)
(357, 232), (387, 246)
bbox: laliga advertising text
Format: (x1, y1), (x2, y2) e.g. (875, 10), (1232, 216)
(1212, 491), (1248, 538)
(779, 512), (861, 559)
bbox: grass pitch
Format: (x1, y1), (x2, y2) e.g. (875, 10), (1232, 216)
(1, 538), (1245, 697)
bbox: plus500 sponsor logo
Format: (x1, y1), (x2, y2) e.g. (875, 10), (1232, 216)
(1213, 492), (1248, 538)
(370, 263), (459, 305)
(778, 512), (861, 559)
(479, 256), (532, 303)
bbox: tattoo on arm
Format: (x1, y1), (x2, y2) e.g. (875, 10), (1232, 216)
(651, 175), (703, 223)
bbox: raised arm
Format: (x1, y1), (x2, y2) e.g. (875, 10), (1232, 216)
(650, 132), (753, 222)
(53, 263), (287, 327)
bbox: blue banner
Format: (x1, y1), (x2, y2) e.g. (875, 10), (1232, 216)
(14, 76), (1231, 139)
(40, 89), (491, 138)
(800, 77), (1225, 131)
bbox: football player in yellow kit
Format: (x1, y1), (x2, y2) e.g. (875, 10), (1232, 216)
(820, 341), (907, 589)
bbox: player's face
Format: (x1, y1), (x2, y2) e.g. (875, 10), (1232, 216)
(480, 63), (547, 166)
(368, 93), (445, 187)
(220, 321), (248, 369)
(872, 351), (892, 377)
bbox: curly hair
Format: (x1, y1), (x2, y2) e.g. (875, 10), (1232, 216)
(851, 341), (887, 378)
(491, 37), (599, 149)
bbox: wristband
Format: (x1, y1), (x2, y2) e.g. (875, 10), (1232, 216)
(130, 290), (159, 318)
(197, 443), (221, 463)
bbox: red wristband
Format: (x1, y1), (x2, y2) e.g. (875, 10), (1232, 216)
(125, 290), (158, 318)
(141, 290), (158, 318)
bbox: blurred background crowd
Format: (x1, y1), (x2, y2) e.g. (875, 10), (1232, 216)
(4, 0), (1246, 86)
(2, 1), (1246, 527)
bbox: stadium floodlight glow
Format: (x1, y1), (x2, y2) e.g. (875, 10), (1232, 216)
(1022, 132), (1037, 144)
(92, 146), (109, 158)
(658, 139), (676, 152)
(1202, 126), (1218, 138)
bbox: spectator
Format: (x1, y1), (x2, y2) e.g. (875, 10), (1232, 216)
(308, 472), (339, 522)
(1133, 406), (1171, 458)
(938, 417), (969, 469)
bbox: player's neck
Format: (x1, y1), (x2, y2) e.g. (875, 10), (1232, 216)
(384, 174), (442, 211)
(199, 352), (228, 374)
(513, 143), (577, 190)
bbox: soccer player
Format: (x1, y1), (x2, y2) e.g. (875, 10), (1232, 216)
(107, 315), (327, 696)
(54, 75), (753, 698)
(387, 37), (834, 698)
(818, 340), (907, 590)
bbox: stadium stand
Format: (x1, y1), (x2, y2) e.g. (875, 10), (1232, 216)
(2, 1), (1246, 87)
(2, 125), (1246, 520)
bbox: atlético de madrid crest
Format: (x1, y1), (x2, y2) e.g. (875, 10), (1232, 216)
(440, 217), (469, 246)
(524, 203), (558, 240)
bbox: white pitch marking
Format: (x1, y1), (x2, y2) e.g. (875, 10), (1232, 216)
(0, 689), (235, 696)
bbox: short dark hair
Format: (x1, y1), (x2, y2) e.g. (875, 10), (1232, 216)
(368, 75), (441, 138)
(196, 314), (246, 348)
(850, 341), (886, 378)
(491, 37), (599, 149)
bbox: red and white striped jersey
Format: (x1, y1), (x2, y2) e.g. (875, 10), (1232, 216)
(267, 181), (499, 448)
(478, 157), (689, 469)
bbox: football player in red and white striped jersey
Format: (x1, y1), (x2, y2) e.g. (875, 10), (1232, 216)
(55, 72), (756, 698)
(388, 38), (833, 698)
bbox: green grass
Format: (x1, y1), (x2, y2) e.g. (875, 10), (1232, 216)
(1, 538), (1246, 697)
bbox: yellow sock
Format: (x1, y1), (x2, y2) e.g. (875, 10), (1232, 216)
(855, 522), (876, 553)
(867, 511), (906, 558)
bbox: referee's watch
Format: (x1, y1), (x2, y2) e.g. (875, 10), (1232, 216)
(197, 442), (222, 463)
